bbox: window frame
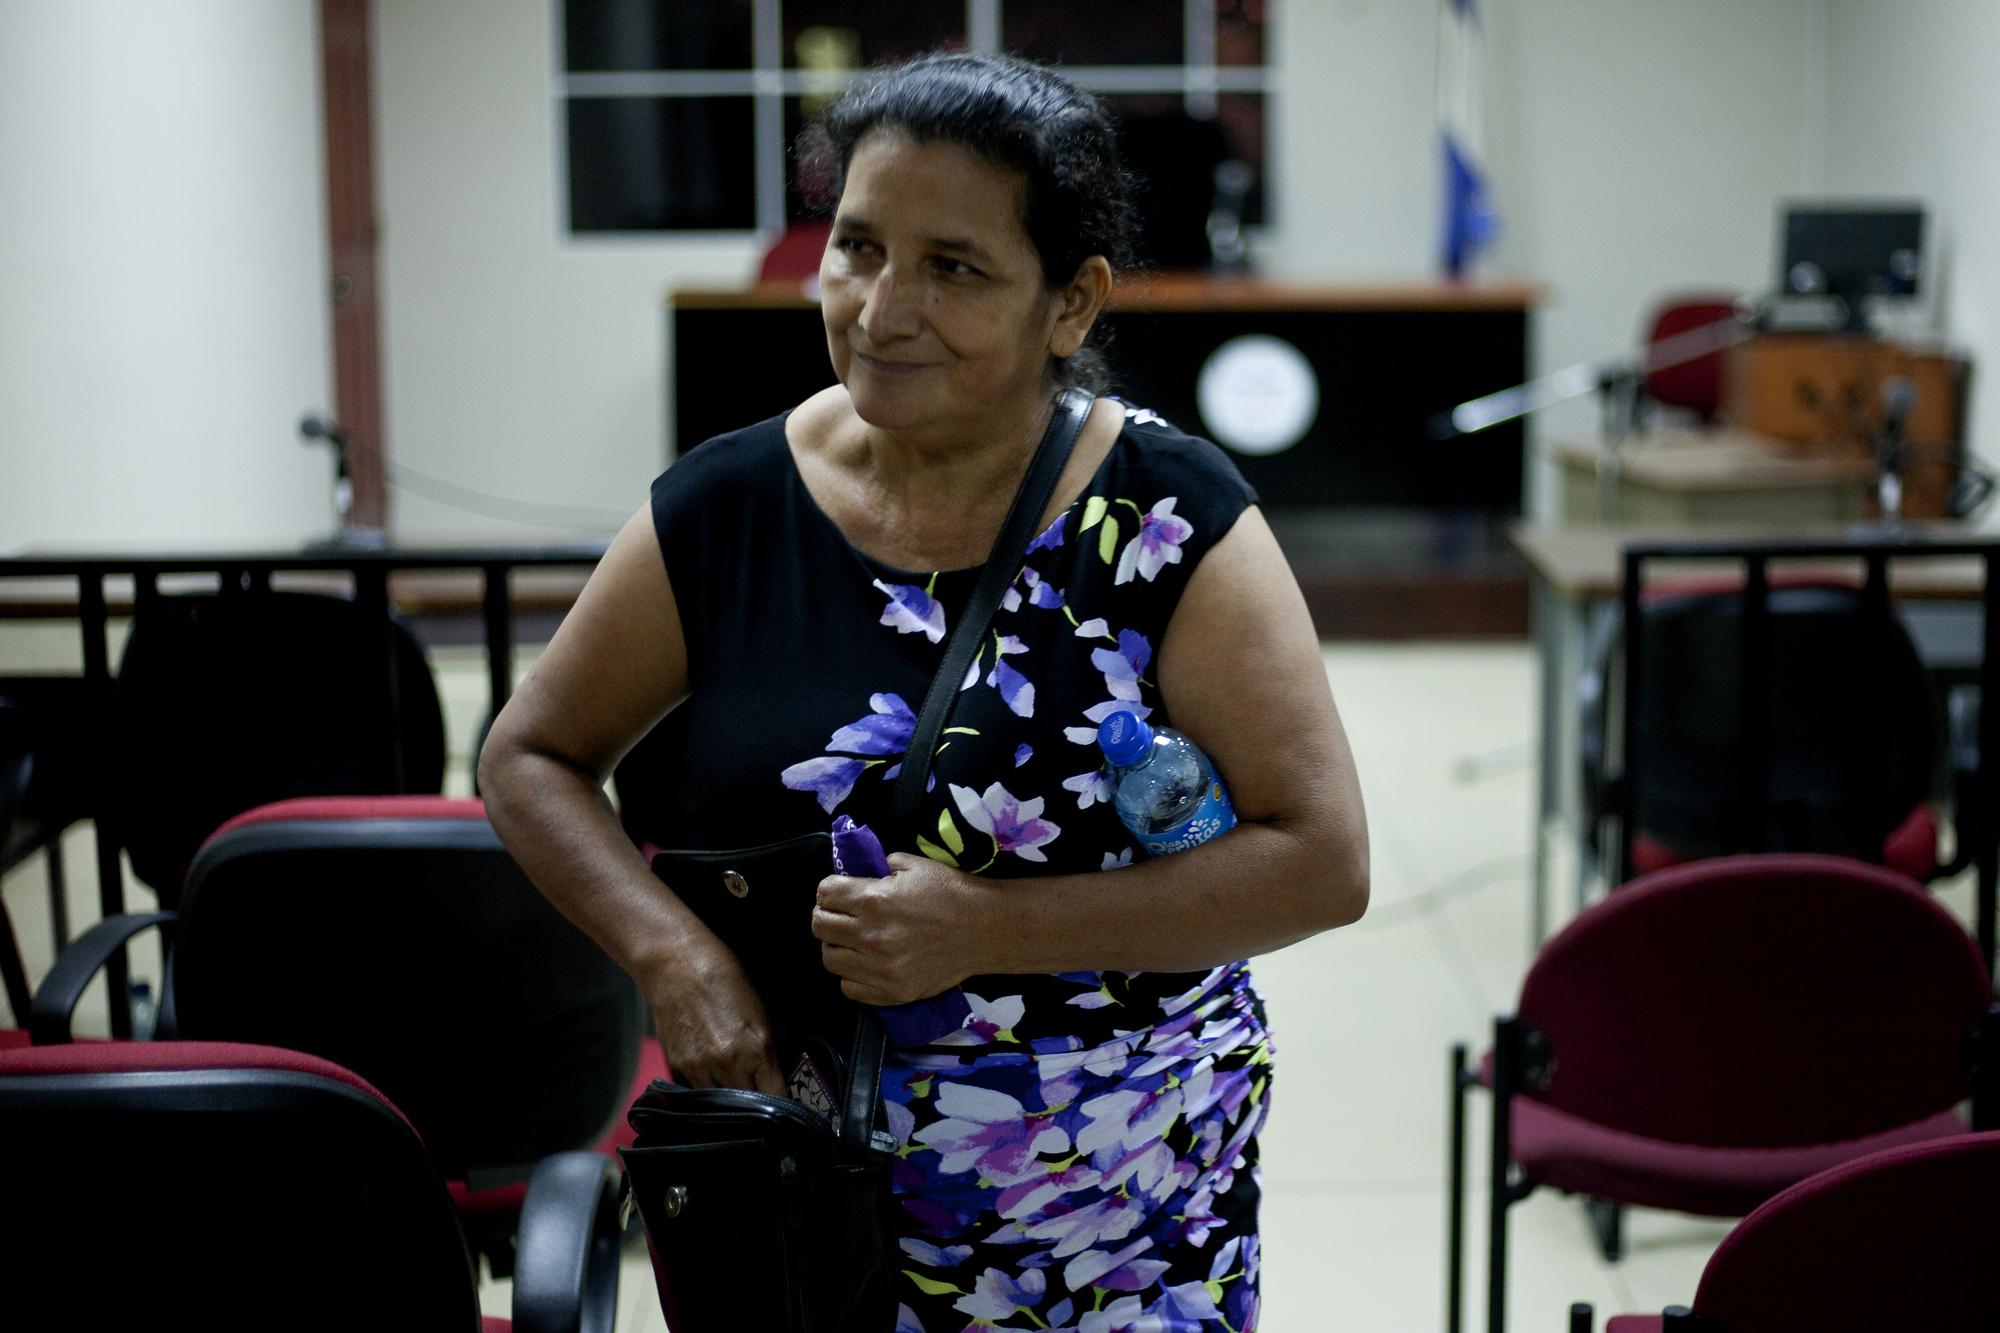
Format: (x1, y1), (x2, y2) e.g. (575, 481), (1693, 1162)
(549, 0), (1279, 247)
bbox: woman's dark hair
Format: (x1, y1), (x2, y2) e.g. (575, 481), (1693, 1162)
(796, 51), (1138, 392)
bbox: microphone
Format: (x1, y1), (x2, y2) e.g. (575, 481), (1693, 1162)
(1878, 376), (1915, 469)
(1206, 159), (1253, 273)
(1875, 376), (1916, 522)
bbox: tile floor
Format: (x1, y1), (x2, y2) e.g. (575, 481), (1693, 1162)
(3, 638), (1977, 1331)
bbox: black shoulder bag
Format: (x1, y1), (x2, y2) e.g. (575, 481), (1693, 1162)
(620, 388), (1091, 1333)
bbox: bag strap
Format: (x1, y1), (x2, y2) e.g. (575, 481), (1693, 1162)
(841, 1001), (892, 1158)
(839, 387), (1090, 1159)
(892, 386), (1091, 820)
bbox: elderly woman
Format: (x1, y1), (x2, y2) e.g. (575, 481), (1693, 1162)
(481, 51), (1367, 1332)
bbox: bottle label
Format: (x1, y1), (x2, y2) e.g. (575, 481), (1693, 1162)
(1138, 781), (1237, 857)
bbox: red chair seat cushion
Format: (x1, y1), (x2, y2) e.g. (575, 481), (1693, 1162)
(449, 1040), (669, 1218)
(206, 794), (485, 845)
(483, 1319), (511, 1332)
(1511, 1094), (1968, 1217)
(1604, 1318), (1660, 1332)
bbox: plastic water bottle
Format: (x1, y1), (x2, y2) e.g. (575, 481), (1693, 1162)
(1097, 710), (1237, 857)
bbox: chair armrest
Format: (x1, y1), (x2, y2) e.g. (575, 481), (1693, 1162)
(512, 1150), (622, 1333)
(28, 911), (175, 1045)
(1968, 1002), (2000, 1133)
(1939, 686), (1983, 877)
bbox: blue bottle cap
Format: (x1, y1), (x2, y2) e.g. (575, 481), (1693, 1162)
(1097, 710), (1154, 767)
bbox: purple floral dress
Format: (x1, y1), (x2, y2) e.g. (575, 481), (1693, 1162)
(644, 402), (1271, 1332)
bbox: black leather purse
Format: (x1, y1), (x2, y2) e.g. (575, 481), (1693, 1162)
(620, 388), (1091, 1333)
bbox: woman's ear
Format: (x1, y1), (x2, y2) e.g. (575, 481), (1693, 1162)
(1049, 256), (1114, 359)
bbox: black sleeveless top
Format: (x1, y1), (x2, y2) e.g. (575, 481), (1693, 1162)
(642, 400), (1258, 1048)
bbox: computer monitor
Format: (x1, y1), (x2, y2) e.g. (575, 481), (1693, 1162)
(1780, 204), (1925, 332)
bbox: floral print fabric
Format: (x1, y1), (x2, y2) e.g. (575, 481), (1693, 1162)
(647, 402), (1267, 1330)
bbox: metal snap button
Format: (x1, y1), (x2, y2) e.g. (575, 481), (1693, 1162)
(663, 1184), (688, 1217)
(723, 869), (750, 899)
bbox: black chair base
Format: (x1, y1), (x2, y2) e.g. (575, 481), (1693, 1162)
(1585, 1197), (1625, 1262)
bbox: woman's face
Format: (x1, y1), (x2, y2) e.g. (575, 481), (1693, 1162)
(820, 130), (1072, 436)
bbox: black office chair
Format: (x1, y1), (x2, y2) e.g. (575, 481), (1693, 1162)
(105, 589), (446, 905)
(1581, 579), (1965, 885)
(0, 679), (96, 1012)
(31, 795), (658, 1276)
(0, 699), (36, 1022)
(0, 1039), (620, 1331)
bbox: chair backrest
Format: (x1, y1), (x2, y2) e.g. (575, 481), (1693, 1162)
(1518, 854), (1991, 1148)
(0, 674), (95, 872)
(170, 796), (644, 1182)
(1691, 1131), (2000, 1332)
(1642, 295), (1740, 423)
(108, 590), (447, 902)
(1598, 580), (1937, 866)
(0, 1040), (483, 1328)
(757, 220), (833, 282)
(0, 698), (30, 836)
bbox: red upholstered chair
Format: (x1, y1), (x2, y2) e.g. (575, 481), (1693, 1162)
(30, 796), (666, 1274)
(757, 220), (833, 283)
(1637, 295), (1741, 428)
(0, 1040), (620, 1331)
(1445, 854), (1999, 1333)
(1570, 1131), (2000, 1333)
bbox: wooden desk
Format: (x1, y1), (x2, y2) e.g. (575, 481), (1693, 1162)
(675, 277), (1544, 635)
(1509, 522), (1999, 946)
(1554, 430), (1875, 528)
(1512, 523), (1990, 601)
(1727, 334), (1969, 519)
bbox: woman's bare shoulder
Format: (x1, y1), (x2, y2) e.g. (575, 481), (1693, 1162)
(787, 384), (859, 458)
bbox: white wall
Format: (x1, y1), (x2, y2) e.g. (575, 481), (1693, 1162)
(1823, 0), (2000, 517)
(0, 0), (331, 549)
(1269, 0), (1818, 291)
(10, 2), (1950, 546)
(1265, 0), (1441, 280)
(375, 0), (1820, 537)
(372, 0), (757, 540)
(1480, 0), (1817, 487)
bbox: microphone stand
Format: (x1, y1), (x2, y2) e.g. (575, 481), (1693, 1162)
(299, 414), (388, 551)
(1432, 294), (1775, 522)
(1872, 377), (1915, 531)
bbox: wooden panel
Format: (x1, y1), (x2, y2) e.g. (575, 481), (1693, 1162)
(670, 304), (1531, 513)
(320, 0), (387, 530)
(1727, 335), (1968, 518)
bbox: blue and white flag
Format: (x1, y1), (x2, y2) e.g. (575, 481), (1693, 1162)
(1438, 0), (1500, 277)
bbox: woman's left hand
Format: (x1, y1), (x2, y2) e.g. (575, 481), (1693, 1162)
(813, 852), (995, 1005)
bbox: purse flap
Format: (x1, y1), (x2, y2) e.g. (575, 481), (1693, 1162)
(647, 833), (841, 1020)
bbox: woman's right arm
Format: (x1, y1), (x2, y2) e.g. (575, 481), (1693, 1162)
(478, 505), (785, 1094)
